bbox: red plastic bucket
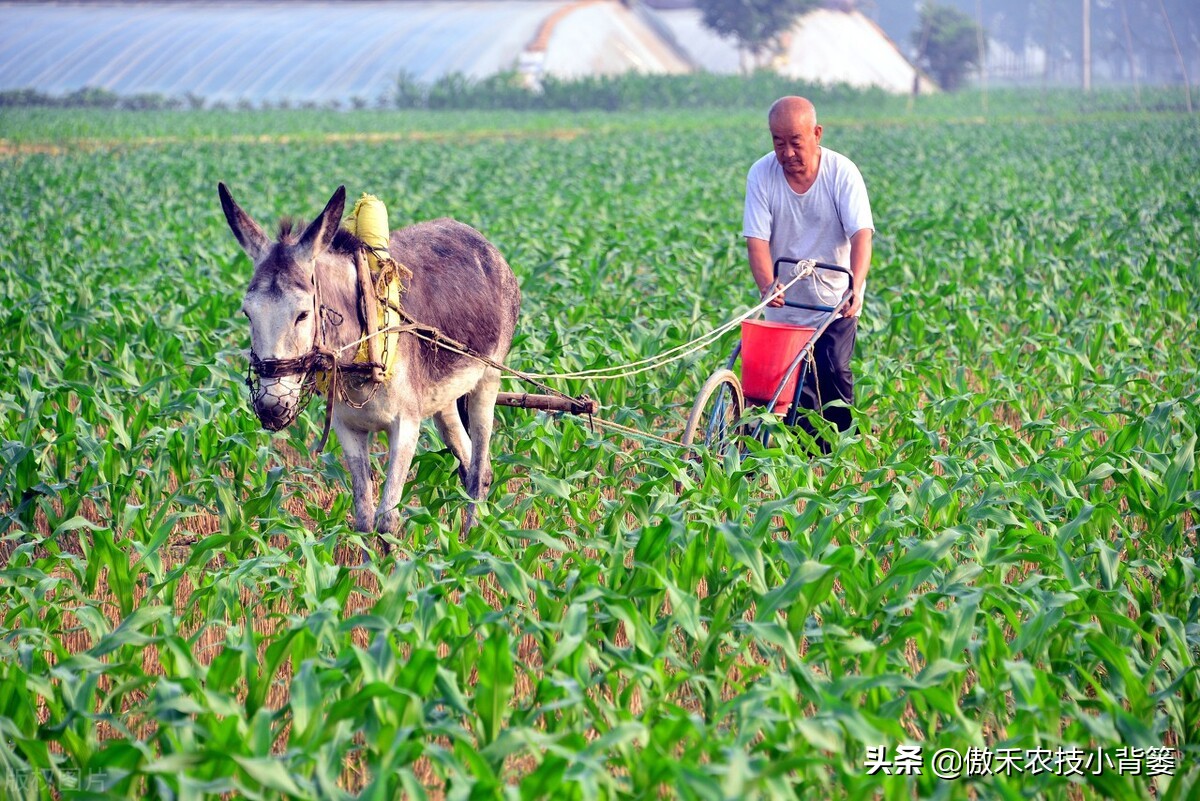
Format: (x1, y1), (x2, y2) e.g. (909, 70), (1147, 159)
(740, 319), (815, 412)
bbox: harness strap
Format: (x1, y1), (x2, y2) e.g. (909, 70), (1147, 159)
(309, 248), (409, 453)
(354, 247), (384, 383)
(313, 347), (337, 453)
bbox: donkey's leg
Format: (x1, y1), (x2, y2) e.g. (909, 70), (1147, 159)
(376, 416), (420, 535)
(433, 403), (472, 486)
(335, 420), (376, 534)
(462, 367), (502, 533)
(456, 395), (471, 433)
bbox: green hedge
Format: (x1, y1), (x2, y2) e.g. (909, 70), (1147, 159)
(3, 73), (1192, 116)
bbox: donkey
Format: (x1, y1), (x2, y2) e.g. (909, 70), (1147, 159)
(219, 183), (521, 535)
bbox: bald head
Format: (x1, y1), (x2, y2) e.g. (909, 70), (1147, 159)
(767, 96), (823, 186)
(768, 96), (817, 130)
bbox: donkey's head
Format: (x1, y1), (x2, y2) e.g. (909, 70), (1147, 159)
(219, 183), (346, 430)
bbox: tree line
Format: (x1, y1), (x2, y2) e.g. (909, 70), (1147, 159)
(695, 0), (1199, 91)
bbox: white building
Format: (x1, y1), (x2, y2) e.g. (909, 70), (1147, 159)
(647, 4), (937, 93)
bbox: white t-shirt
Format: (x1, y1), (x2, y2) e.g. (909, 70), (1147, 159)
(742, 146), (874, 327)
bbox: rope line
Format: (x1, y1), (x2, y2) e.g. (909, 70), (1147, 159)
(334, 322), (420, 359)
(404, 329), (684, 449)
(335, 259), (817, 385)
(517, 260), (816, 381)
(585, 415), (684, 449)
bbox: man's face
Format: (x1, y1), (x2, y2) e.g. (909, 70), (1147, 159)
(771, 114), (823, 182)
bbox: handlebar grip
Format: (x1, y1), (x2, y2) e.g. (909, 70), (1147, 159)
(769, 258), (854, 312)
(772, 258), (853, 280)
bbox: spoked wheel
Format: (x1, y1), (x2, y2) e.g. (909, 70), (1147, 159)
(682, 369), (745, 456)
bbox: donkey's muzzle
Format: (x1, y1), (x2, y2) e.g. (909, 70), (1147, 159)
(249, 379), (304, 431)
(254, 401), (297, 431)
(246, 350), (323, 431)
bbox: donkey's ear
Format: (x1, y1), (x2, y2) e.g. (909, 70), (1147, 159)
(296, 186), (347, 263)
(218, 182), (270, 262)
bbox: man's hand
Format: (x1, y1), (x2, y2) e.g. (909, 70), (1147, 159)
(747, 238), (780, 308)
(844, 228), (872, 318)
(762, 282), (786, 308)
(840, 288), (862, 318)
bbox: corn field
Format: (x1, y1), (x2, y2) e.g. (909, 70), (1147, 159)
(0, 104), (1198, 799)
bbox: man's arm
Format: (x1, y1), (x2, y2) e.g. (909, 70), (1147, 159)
(747, 237), (784, 307)
(842, 228), (873, 317)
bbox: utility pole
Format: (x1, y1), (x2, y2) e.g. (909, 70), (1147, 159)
(977, 0), (987, 115)
(1082, 0), (1092, 93)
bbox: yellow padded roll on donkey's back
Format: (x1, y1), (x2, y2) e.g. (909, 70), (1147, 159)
(346, 193), (390, 269)
(338, 193), (405, 382)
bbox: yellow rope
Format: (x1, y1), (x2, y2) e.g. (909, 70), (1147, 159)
(336, 259), (818, 384)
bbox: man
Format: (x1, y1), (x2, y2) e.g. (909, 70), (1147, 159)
(742, 96), (874, 450)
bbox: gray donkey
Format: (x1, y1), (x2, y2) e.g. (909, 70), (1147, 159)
(219, 184), (520, 534)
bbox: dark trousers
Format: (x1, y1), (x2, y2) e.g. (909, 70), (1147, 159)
(797, 316), (857, 452)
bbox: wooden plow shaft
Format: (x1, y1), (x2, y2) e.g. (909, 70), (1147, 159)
(496, 392), (598, 416)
